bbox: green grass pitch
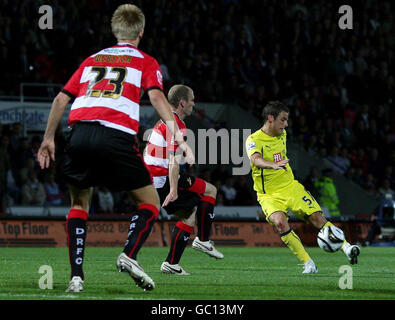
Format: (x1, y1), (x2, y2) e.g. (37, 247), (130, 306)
(0, 246), (394, 300)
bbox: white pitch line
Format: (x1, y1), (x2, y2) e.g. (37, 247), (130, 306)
(0, 293), (165, 300)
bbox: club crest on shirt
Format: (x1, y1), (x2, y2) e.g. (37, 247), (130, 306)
(273, 153), (282, 163)
(247, 141), (256, 151)
(156, 70), (163, 86)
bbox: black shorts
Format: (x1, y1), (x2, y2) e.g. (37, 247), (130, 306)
(62, 122), (152, 192)
(157, 172), (206, 215)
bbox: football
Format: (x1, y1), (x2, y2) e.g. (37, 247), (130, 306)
(317, 226), (345, 252)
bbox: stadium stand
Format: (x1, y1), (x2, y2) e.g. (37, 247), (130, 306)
(0, 0), (394, 221)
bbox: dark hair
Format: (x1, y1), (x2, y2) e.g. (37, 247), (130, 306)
(261, 101), (289, 123)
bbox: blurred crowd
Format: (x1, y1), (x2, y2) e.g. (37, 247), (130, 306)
(0, 121), (256, 212)
(1, 0), (395, 212)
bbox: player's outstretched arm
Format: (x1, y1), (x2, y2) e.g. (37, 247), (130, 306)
(162, 153), (180, 207)
(38, 92), (71, 169)
(250, 153), (289, 170)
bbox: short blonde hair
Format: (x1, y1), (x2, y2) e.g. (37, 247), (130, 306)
(168, 85), (193, 107)
(111, 4), (145, 41)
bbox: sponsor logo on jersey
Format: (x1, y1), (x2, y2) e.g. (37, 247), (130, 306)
(273, 153), (282, 163)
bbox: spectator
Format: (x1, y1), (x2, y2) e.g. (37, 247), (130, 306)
(350, 148), (369, 174)
(340, 117), (357, 148)
(220, 176), (237, 205)
(12, 137), (34, 184)
(21, 170), (46, 206)
(43, 173), (64, 206)
(327, 146), (349, 175)
(7, 123), (23, 156)
(96, 186), (114, 213)
(216, 191), (226, 206)
(355, 104), (370, 129)
(353, 119), (370, 148)
(378, 133), (395, 158)
(364, 173), (377, 197)
(201, 69), (224, 102)
(377, 179), (395, 200)
(6, 168), (20, 205)
(314, 168), (341, 217)
(353, 167), (366, 187)
(338, 147), (351, 174)
(344, 166), (356, 181)
(303, 166), (320, 200)
(158, 56), (171, 85)
(293, 114), (309, 143)
(380, 166), (395, 187)
(19, 157), (36, 186)
(367, 119), (381, 147)
(234, 176), (254, 205)
(317, 146), (328, 159)
(367, 148), (383, 178)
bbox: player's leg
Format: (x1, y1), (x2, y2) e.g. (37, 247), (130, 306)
(260, 188), (317, 273)
(122, 184), (160, 259)
(66, 184), (93, 292)
(196, 181), (216, 241)
(281, 181), (325, 272)
(269, 211), (316, 272)
(307, 211), (360, 264)
(161, 209), (195, 275)
(155, 176), (196, 274)
(192, 180), (224, 259)
(61, 123), (98, 292)
(117, 184), (160, 290)
(293, 176), (360, 264)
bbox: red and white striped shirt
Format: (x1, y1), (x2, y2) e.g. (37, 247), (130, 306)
(62, 43), (163, 136)
(144, 112), (186, 188)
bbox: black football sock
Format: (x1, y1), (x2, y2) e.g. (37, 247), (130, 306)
(196, 196), (216, 241)
(66, 209), (88, 280)
(123, 204), (159, 260)
(166, 221), (193, 264)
